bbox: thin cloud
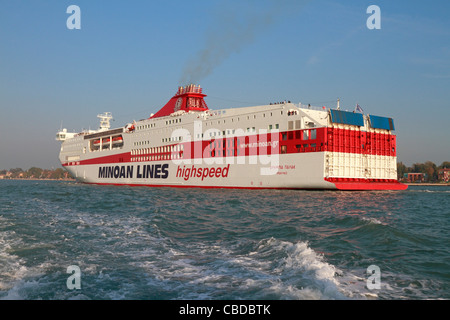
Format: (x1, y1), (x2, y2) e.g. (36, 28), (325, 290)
(179, 0), (310, 85)
(307, 55), (320, 65)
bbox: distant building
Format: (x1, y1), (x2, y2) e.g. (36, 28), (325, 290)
(404, 173), (426, 183)
(438, 168), (450, 182)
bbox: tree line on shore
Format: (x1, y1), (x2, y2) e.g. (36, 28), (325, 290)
(0, 167), (73, 180)
(397, 161), (450, 182)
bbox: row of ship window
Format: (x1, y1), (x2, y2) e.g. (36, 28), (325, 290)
(136, 123), (156, 130)
(135, 109), (288, 132)
(135, 118), (182, 130)
(130, 149), (244, 162)
(130, 137), (248, 162)
(131, 144), (184, 156)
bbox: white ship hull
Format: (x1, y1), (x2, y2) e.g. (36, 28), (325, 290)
(64, 153), (334, 189)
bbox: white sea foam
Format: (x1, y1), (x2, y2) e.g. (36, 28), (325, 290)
(360, 216), (386, 225)
(252, 238), (348, 299)
(410, 189), (450, 193)
(135, 237), (358, 300)
(0, 231), (28, 294)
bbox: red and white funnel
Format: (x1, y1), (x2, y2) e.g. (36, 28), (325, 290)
(150, 84), (209, 119)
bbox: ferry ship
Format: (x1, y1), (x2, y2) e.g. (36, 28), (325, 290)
(56, 85), (407, 190)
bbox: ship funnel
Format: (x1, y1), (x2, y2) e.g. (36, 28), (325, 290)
(150, 84), (208, 119)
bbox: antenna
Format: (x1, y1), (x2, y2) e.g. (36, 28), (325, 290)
(97, 112), (113, 131)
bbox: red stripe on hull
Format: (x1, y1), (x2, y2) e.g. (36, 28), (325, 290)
(62, 152), (131, 167)
(325, 178), (408, 191)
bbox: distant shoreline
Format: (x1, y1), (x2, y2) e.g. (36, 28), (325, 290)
(406, 183), (449, 186)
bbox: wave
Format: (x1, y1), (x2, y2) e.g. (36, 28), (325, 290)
(408, 189), (450, 193)
(251, 238), (347, 299)
(0, 232), (28, 294)
(0, 228), (46, 300)
(359, 216), (386, 226)
(134, 237), (368, 300)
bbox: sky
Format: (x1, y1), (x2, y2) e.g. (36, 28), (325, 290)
(0, 0), (449, 170)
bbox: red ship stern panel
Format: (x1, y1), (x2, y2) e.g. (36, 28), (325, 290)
(325, 178), (408, 191)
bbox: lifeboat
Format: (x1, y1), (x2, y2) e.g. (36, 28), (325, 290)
(112, 136), (123, 145)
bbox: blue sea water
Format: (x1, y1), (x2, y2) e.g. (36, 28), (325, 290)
(0, 180), (449, 300)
